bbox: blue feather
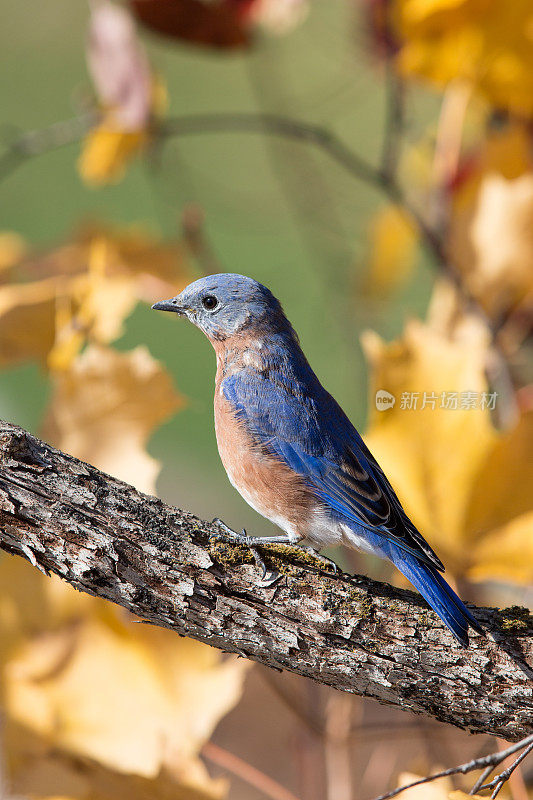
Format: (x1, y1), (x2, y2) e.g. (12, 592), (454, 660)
(223, 369), (481, 644)
(386, 545), (482, 646)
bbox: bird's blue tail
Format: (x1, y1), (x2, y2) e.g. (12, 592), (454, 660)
(389, 549), (481, 646)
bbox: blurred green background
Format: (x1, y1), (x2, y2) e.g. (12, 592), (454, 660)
(0, 0), (433, 544)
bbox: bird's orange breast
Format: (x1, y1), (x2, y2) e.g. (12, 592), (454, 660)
(213, 355), (314, 535)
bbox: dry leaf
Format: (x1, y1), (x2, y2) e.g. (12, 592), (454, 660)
(0, 277), (59, 367)
(78, 128), (149, 186)
(43, 344), (183, 494)
(4, 612), (247, 781)
(394, 0), (533, 118)
(129, 0), (253, 49)
(21, 222), (190, 301)
(0, 231), (26, 281)
(0, 269), (136, 372)
(449, 172), (533, 318)
(362, 317), (533, 583)
(48, 239), (138, 371)
(362, 318), (494, 569)
(78, 223), (191, 302)
(6, 721), (227, 800)
(362, 204), (418, 295)
(79, 1), (165, 185)
(129, 0), (307, 49)
(87, 0), (152, 131)
(0, 226), (190, 368)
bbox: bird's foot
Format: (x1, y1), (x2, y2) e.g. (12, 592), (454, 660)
(300, 546), (339, 575)
(211, 519), (283, 588)
(249, 549), (283, 588)
(211, 518), (252, 545)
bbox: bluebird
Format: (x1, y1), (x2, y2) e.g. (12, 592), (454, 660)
(153, 274), (481, 646)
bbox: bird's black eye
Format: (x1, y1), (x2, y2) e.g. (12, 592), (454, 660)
(202, 295), (218, 310)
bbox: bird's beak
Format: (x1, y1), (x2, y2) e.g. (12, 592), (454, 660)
(151, 298), (187, 315)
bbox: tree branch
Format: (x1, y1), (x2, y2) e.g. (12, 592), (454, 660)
(0, 421), (531, 742)
(372, 734), (533, 800)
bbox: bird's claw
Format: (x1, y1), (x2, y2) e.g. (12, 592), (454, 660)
(250, 548), (283, 587)
(211, 518), (283, 587)
(301, 546), (339, 575)
(211, 518), (250, 545)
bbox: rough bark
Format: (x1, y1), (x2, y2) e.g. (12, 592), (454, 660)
(0, 421), (531, 741)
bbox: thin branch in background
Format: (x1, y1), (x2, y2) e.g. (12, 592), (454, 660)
(474, 740), (533, 799)
(180, 202), (223, 276)
(259, 670), (325, 737)
(0, 107), (520, 417)
(203, 741), (302, 800)
(0, 113), (95, 182)
(159, 112), (503, 337)
(371, 734), (533, 800)
(324, 694), (355, 800)
(292, 723), (325, 800)
(0, 109), (499, 327)
(361, 740), (399, 797)
(470, 764), (495, 795)
(380, 58), (404, 183)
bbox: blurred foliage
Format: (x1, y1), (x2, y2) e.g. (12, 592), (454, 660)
(394, 0), (533, 118)
(0, 0), (532, 799)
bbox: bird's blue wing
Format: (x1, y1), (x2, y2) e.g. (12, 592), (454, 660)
(223, 370), (443, 571)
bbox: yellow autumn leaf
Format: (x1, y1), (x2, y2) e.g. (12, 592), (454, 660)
(0, 270), (136, 372)
(78, 127), (148, 186)
(0, 231), (26, 280)
(5, 615), (247, 783)
(0, 556), (97, 669)
(467, 511), (533, 585)
(6, 720), (227, 800)
(78, 1), (164, 187)
(48, 239), (138, 372)
(0, 227), (191, 369)
(393, 0), (533, 118)
(362, 312), (533, 583)
(42, 344), (183, 494)
(449, 171), (533, 318)
(23, 223), (190, 303)
(362, 204), (418, 295)
(102, 230), (190, 302)
(72, 223), (191, 303)
(0, 277), (59, 367)
(362, 317), (493, 568)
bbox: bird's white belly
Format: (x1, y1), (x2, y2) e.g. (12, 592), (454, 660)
(225, 466), (300, 541)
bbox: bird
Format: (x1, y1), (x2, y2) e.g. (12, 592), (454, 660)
(152, 273), (481, 646)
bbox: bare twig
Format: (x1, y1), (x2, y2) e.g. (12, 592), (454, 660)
(324, 694), (355, 800)
(0, 110), (505, 326)
(203, 741), (302, 800)
(380, 59), (404, 183)
(476, 741), (533, 798)
(470, 764), (495, 795)
(0, 108), (519, 416)
(371, 735), (533, 800)
(0, 113), (95, 182)
(180, 202), (223, 275)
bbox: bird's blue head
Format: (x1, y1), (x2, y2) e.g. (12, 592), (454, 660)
(152, 273), (290, 341)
